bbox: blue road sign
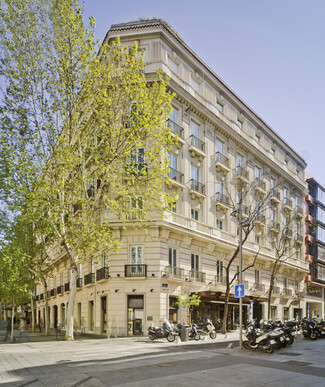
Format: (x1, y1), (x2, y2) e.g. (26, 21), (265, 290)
(235, 284), (245, 298)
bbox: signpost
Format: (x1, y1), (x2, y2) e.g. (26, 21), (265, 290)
(235, 284), (245, 298)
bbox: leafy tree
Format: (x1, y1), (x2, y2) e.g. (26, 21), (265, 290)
(176, 292), (201, 324)
(0, 0), (174, 340)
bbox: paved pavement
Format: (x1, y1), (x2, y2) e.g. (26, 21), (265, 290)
(0, 330), (325, 386)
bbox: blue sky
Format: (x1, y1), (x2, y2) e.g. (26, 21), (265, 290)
(84, 0), (325, 184)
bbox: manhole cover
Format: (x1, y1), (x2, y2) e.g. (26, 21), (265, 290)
(285, 361), (311, 366)
(156, 362), (178, 367)
(278, 353), (302, 356)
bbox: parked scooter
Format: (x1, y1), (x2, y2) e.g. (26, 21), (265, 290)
(196, 319), (217, 339)
(260, 320), (286, 349)
(301, 318), (318, 340)
(189, 324), (201, 341)
(148, 320), (179, 342)
(243, 321), (274, 353)
(315, 320), (325, 338)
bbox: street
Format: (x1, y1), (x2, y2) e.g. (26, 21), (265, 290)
(0, 333), (325, 386)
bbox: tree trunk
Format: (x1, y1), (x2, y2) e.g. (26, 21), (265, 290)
(31, 296), (35, 333)
(267, 263), (277, 320)
(222, 284), (230, 334)
(41, 277), (49, 335)
(11, 303), (15, 343)
(65, 263), (78, 340)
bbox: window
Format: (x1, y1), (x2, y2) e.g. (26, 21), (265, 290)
(78, 264), (82, 278)
(236, 154), (243, 169)
(317, 187), (325, 204)
(283, 307), (289, 320)
(90, 257), (94, 273)
(216, 178), (223, 194)
(61, 273), (64, 286)
(255, 133), (261, 143)
(168, 152), (178, 172)
(191, 208), (199, 221)
(317, 206), (325, 225)
(168, 198), (177, 213)
(216, 260), (223, 279)
(191, 77), (200, 92)
(270, 178), (275, 190)
(254, 166), (261, 179)
(255, 269), (260, 284)
(255, 235), (260, 244)
(168, 248), (177, 267)
(216, 218), (223, 230)
(191, 164), (199, 182)
(190, 120), (200, 137)
(270, 208), (276, 221)
(130, 148), (145, 173)
(191, 254), (199, 271)
(283, 188), (289, 199)
(103, 251), (108, 268)
(130, 246), (143, 265)
(237, 118), (243, 129)
(295, 251), (300, 261)
(168, 57), (179, 74)
(169, 108), (178, 124)
(216, 100), (224, 113)
(127, 197), (144, 219)
(317, 225), (325, 243)
(216, 138), (224, 155)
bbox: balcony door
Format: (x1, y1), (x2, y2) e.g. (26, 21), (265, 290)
(130, 246), (143, 274)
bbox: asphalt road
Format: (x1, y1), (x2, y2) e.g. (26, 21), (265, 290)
(0, 333), (325, 386)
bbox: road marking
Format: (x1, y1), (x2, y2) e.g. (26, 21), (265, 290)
(69, 350), (202, 367)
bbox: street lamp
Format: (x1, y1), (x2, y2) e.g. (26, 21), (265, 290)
(231, 205), (250, 350)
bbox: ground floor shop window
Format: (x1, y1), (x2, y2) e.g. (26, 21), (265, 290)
(283, 307), (289, 320)
(169, 296), (179, 324)
(127, 295), (144, 336)
(271, 306), (277, 320)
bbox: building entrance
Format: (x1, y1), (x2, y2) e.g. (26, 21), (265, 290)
(127, 295), (144, 336)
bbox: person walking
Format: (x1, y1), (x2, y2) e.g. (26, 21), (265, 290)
(3, 317), (15, 342)
(18, 318), (30, 342)
(55, 320), (62, 340)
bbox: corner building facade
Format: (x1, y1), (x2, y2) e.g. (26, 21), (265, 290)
(35, 20), (309, 336)
(305, 175), (325, 318)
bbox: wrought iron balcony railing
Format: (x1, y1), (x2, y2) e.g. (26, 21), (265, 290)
(76, 278), (82, 288)
(236, 166), (249, 180)
(215, 275), (226, 286)
(190, 179), (205, 195)
(163, 266), (184, 279)
(215, 192), (230, 206)
(190, 135), (205, 152)
(254, 177), (266, 191)
(64, 282), (70, 292)
(188, 270), (206, 283)
(282, 288), (293, 297)
(57, 285), (63, 295)
(84, 272), (95, 285)
(168, 168), (184, 184)
(167, 119), (184, 139)
(125, 264), (147, 277)
(215, 152), (229, 168)
(96, 267), (109, 281)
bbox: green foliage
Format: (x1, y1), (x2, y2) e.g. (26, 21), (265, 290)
(176, 292), (201, 309)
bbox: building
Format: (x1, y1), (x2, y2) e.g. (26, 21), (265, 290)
(305, 174), (325, 319)
(35, 19), (309, 336)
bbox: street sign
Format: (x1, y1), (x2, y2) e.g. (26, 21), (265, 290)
(235, 284), (245, 298)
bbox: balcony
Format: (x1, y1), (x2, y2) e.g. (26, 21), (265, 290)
(295, 205), (304, 219)
(167, 119), (185, 147)
(189, 135), (206, 160)
(40, 293), (44, 301)
(188, 270), (206, 283)
(254, 178), (266, 194)
(283, 197), (293, 212)
(305, 194), (315, 204)
(215, 192), (231, 211)
(76, 278), (82, 288)
(189, 179), (206, 201)
(215, 152), (230, 174)
(163, 266), (184, 280)
(252, 283), (265, 292)
(125, 162), (148, 177)
(35, 295), (39, 302)
(242, 205), (249, 218)
(305, 214), (314, 223)
(294, 233), (303, 245)
(47, 290), (51, 299)
(272, 286), (281, 295)
(215, 275), (227, 286)
(255, 214), (266, 225)
(270, 189), (281, 205)
(305, 234), (315, 244)
(57, 285), (63, 295)
(269, 220), (280, 233)
(96, 267), (109, 281)
(167, 168), (185, 190)
(282, 288), (293, 297)
(50, 289), (56, 297)
(84, 272), (95, 285)
(236, 166), (249, 184)
(284, 227), (293, 239)
(64, 282), (70, 292)
(125, 264), (147, 278)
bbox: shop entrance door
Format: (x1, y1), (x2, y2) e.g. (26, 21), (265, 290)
(253, 302), (263, 323)
(127, 295), (144, 336)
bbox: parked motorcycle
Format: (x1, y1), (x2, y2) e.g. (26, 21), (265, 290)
(243, 321), (274, 353)
(315, 320), (325, 338)
(196, 319), (217, 339)
(189, 324), (201, 341)
(260, 320), (286, 349)
(148, 320), (178, 342)
(301, 318), (318, 340)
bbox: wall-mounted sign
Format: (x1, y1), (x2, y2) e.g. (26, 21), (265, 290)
(307, 284), (322, 298)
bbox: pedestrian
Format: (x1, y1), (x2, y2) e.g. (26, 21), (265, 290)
(39, 316), (42, 332)
(18, 318), (30, 342)
(55, 320), (62, 340)
(3, 317), (15, 342)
